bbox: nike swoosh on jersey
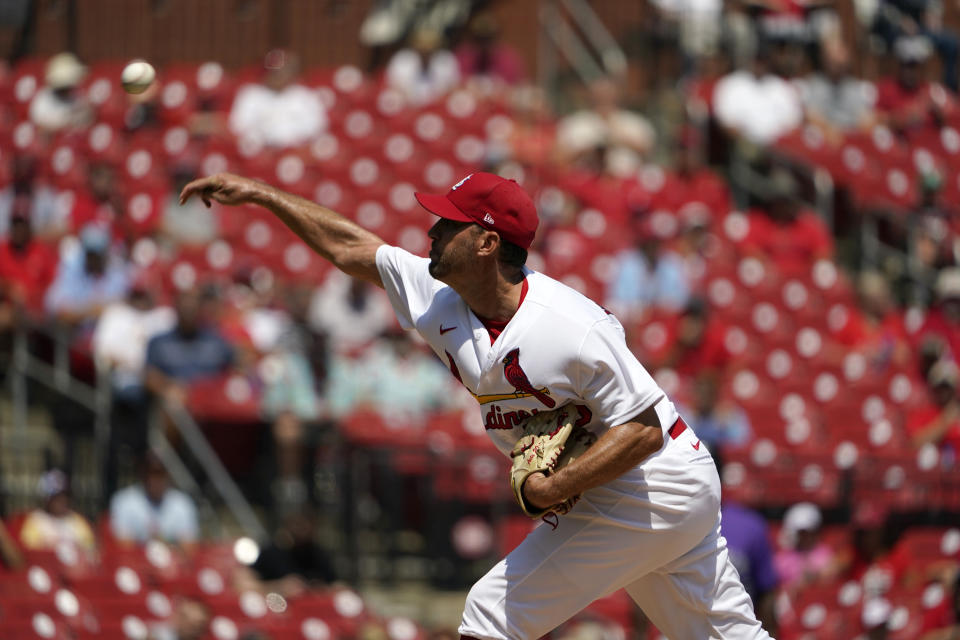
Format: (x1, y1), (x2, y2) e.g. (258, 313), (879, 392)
(440, 325), (457, 335)
(691, 440), (701, 451)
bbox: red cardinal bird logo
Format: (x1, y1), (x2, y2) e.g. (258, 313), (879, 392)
(502, 348), (555, 408)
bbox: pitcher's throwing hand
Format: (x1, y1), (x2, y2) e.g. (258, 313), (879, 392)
(179, 172), (266, 208)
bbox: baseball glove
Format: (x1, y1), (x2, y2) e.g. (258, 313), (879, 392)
(509, 404), (597, 519)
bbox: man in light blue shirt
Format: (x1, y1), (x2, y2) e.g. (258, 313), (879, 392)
(678, 374), (752, 451)
(606, 228), (690, 319)
(110, 453), (198, 546)
(45, 223), (130, 326)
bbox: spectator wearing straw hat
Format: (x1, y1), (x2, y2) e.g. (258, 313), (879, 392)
(18, 469), (96, 556)
(29, 52), (92, 134)
(907, 359), (960, 456)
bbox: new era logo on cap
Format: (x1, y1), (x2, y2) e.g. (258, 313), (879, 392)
(414, 172), (539, 249)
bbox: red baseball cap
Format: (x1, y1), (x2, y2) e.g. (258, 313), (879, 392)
(415, 172), (539, 249)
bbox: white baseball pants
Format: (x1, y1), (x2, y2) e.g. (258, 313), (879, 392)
(459, 444), (770, 639)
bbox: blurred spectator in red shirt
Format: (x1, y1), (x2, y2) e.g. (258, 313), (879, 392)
(557, 77), (655, 177)
(742, 169), (833, 272)
(838, 502), (911, 590)
(875, 36), (956, 134)
(917, 268), (960, 362)
(0, 155), (67, 241)
(0, 211), (57, 315)
(488, 85), (556, 170)
(836, 270), (912, 370)
(657, 128), (730, 217)
(873, 0), (959, 92)
(907, 359), (960, 456)
(651, 298), (733, 377)
(69, 163), (128, 241)
(921, 570), (960, 639)
(455, 13), (524, 89)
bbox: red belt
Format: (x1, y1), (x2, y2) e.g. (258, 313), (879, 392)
(668, 417), (688, 439)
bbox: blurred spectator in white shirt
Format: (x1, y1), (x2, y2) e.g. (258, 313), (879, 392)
(110, 453), (198, 547)
(327, 329), (456, 421)
(29, 52), (93, 135)
(386, 28), (461, 105)
(557, 77), (656, 177)
(229, 49), (327, 148)
(651, 0), (724, 61)
(800, 37), (877, 141)
(162, 166), (219, 247)
(94, 284), (176, 401)
(713, 44), (803, 145)
(308, 271), (394, 354)
(93, 283), (175, 497)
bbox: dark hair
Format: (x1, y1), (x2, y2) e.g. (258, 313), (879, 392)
(469, 223), (528, 269)
(498, 240), (528, 269)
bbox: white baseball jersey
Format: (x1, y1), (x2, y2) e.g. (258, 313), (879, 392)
(376, 245), (697, 451)
(375, 244), (769, 639)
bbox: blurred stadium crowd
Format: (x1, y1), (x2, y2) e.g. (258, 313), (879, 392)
(1, 0), (960, 638)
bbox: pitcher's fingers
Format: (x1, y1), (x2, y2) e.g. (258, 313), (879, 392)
(179, 177), (215, 205)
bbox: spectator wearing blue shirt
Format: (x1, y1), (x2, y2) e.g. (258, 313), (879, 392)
(45, 223), (130, 327)
(679, 374), (752, 451)
(144, 286), (234, 406)
(605, 222), (691, 320)
(110, 452), (198, 548)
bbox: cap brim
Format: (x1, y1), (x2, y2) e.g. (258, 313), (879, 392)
(415, 192), (473, 223)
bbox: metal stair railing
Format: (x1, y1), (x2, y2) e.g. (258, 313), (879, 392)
(161, 400), (268, 541)
(7, 323), (266, 541)
(538, 0), (628, 86)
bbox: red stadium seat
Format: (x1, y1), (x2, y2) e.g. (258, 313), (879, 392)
(9, 57), (47, 119)
(185, 374), (261, 424)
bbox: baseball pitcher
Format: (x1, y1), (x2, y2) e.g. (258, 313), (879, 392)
(180, 171), (770, 639)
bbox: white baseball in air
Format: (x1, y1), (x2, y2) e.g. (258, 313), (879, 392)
(121, 60), (156, 94)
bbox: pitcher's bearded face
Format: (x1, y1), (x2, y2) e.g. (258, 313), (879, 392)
(427, 218), (478, 280)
